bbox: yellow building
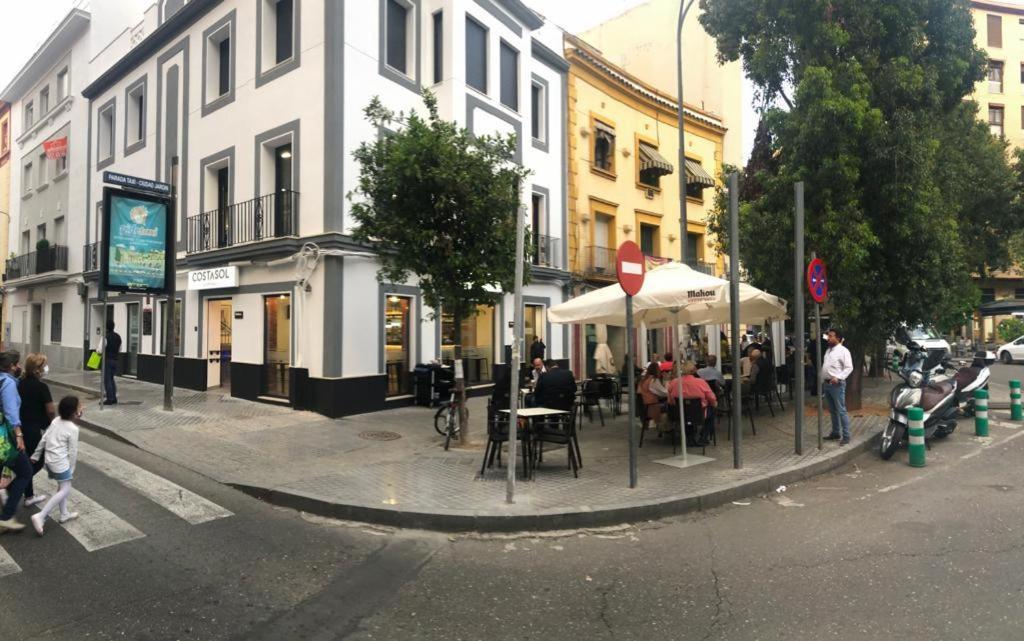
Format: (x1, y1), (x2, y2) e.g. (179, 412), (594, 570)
(0, 101), (10, 347)
(968, 1), (1024, 343)
(565, 36), (726, 375)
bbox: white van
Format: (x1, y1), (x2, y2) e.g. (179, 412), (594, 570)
(888, 325), (952, 362)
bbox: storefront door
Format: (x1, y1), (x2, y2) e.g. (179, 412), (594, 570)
(206, 299), (232, 389)
(126, 303), (140, 376)
(29, 304), (41, 353)
(385, 295), (412, 396)
(263, 294), (291, 398)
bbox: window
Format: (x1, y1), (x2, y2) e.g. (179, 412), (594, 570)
(54, 216), (65, 245)
(126, 78), (146, 152)
(1020, 63), (1024, 87)
(990, 105), (1005, 137)
(531, 81), (546, 143)
(385, 0), (411, 75)
(465, 17), (488, 93)
(639, 223), (658, 256)
(1, 121), (7, 153)
(203, 12), (236, 114)
(36, 224), (46, 246)
(39, 87), (49, 114)
(24, 101), (33, 128)
(686, 181), (705, 200)
(274, 0), (294, 64)
(159, 300), (182, 356)
(989, 61), (1003, 93)
(981, 288), (996, 303)
(593, 119), (615, 173)
(20, 231), (29, 255)
(988, 14), (1002, 48)
(50, 303), (62, 343)
(384, 295), (413, 396)
(23, 162), (32, 191)
(1015, 288), (1024, 300)
(532, 191), (553, 266)
(38, 152), (47, 185)
(499, 40), (518, 110)
(638, 141), (673, 189)
(56, 151), (67, 175)
(432, 10), (443, 84)
(98, 101), (115, 164)
(57, 68), (68, 100)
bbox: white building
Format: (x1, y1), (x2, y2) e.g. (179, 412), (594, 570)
(1, 9), (92, 370)
(78, 0), (570, 416)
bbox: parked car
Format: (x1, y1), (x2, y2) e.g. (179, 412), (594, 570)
(996, 335), (1024, 364)
(887, 325), (951, 363)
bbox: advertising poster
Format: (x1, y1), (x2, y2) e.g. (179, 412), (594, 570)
(102, 187), (172, 294)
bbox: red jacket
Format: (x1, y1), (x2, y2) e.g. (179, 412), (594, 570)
(666, 375), (717, 409)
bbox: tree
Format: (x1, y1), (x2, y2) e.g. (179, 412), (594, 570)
(997, 318), (1024, 343)
(350, 91), (531, 442)
(701, 0), (1023, 407)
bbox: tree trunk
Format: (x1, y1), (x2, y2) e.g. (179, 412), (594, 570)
(847, 350), (864, 412)
(452, 312), (470, 444)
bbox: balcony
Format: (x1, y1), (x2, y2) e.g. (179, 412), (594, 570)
(4, 245), (69, 281)
(187, 190), (299, 254)
(584, 245), (617, 279)
(84, 242), (100, 272)
(533, 233), (561, 269)
(685, 259), (717, 276)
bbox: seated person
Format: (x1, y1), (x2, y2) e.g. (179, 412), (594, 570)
(740, 354), (754, 380)
(659, 352), (675, 374)
(534, 360), (577, 411)
(530, 357), (546, 388)
(697, 355), (726, 386)
(666, 361), (718, 445)
(638, 362), (668, 430)
(748, 349), (768, 388)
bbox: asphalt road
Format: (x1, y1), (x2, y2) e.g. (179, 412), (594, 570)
(4, 409), (1024, 640)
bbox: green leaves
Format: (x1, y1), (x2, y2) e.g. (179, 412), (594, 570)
(702, 0), (1014, 351)
(349, 90), (532, 323)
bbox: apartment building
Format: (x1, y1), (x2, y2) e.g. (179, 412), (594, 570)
(0, 10), (92, 369)
(78, 0), (569, 416)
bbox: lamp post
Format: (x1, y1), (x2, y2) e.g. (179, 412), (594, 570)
(676, 0), (697, 266)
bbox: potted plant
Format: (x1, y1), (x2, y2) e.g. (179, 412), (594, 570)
(35, 238), (52, 272)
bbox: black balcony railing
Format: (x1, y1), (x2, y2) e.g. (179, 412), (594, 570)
(585, 245), (617, 278)
(685, 259), (716, 276)
(533, 233), (561, 268)
(84, 242), (100, 272)
(4, 245), (69, 280)
(187, 190), (299, 254)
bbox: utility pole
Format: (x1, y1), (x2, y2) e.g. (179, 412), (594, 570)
(729, 172), (742, 469)
(162, 156), (179, 412)
(794, 182), (805, 455)
(676, 0), (697, 266)
(506, 204), (527, 503)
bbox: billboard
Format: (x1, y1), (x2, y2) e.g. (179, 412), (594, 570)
(101, 187), (173, 294)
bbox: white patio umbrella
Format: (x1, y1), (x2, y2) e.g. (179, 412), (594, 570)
(549, 262), (787, 468)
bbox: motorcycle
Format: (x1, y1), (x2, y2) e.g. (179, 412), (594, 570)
(881, 334), (961, 460)
(946, 350), (995, 417)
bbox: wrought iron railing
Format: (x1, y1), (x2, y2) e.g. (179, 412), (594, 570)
(186, 190), (299, 253)
(533, 233), (561, 268)
(685, 259), (716, 276)
(5, 245), (68, 280)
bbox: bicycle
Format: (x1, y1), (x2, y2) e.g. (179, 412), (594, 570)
(434, 389), (465, 450)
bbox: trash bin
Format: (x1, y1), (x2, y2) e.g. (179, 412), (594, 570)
(414, 364), (435, 407)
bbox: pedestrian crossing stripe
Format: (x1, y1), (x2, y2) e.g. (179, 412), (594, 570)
(78, 442), (233, 525)
(34, 473), (145, 552)
(0, 544), (20, 577)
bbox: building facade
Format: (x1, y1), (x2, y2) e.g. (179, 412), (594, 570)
(0, 100), (11, 340)
(564, 36), (725, 376)
(79, 0), (569, 417)
(0, 10), (92, 369)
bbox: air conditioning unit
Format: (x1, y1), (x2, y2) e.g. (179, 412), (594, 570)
(645, 188), (655, 200)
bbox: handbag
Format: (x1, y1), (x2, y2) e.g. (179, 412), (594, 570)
(0, 380), (14, 465)
(86, 350), (102, 370)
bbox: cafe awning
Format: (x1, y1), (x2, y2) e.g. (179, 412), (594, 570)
(685, 159), (716, 187)
(639, 142), (674, 176)
(979, 299), (1024, 316)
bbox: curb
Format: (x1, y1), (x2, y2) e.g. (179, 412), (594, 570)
(229, 433), (881, 533)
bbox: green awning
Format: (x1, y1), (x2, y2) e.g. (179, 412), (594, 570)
(685, 159), (716, 187)
(639, 142), (673, 176)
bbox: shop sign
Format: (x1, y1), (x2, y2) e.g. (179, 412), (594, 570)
(187, 266), (238, 290)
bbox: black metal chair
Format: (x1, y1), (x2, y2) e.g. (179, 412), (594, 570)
(579, 380), (605, 427)
(533, 405), (581, 477)
(665, 399), (713, 455)
(595, 375), (620, 416)
(480, 400), (531, 477)
(751, 361), (785, 416)
(636, 393), (665, 448)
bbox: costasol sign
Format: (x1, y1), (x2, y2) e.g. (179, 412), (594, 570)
(188, 266), (238, 290)
(101, 187), (172, 294)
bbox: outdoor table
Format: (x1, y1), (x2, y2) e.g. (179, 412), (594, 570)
(500, 408), (570, 479)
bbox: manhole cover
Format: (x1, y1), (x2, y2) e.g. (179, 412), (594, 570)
(359, 430), (402, 441)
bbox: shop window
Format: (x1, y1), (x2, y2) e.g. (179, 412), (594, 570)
(385, 295), (413, 396)
(263, 294), (291, 398)
(441, 305), (494, 384)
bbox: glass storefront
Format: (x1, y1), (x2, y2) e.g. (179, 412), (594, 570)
(441, 304), (494, 384)
(263, 294), (291, 398)
(385, 295), (412, 396)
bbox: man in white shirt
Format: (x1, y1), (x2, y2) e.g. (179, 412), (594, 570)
(821, 328), (854, 444)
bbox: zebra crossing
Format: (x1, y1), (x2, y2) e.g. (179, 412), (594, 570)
(0, 443), (234, 575)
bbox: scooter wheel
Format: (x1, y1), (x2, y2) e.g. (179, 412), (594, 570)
(880, 420), (904, 460)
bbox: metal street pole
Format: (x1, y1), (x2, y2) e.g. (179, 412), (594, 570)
(794, 182), (805, 455)
(676, 0), (697, 266)
(162, 157), (179, 412)
(626, 294), (638, 488)
(813, 251), (823, 449)
(506, 205), (527, 503)
(728, 172), (742, 469)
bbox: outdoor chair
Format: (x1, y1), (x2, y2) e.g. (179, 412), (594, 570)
(723, 382), (758, 439)
(775, 364), (794, 400)
(595, 375), (620, 416)
(579, 380), (605, 427)
(666, 399), (713, 455)
(636, 393), (664, 448)
(533, 405), (581, 477)
(751, 363), (785, 416)
(480, 400), (531, 477)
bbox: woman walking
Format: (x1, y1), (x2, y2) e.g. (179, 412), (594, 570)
(30, 396), (82, 535)
(19, 353), (56, 509)
(0, 350), (30, 532)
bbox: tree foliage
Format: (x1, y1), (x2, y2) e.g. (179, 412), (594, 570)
(701, 0), (1022, 364)
(997, 317), (1024, 343)
(349, 91), (532, 325)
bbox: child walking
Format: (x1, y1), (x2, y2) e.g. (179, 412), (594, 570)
(29, 396), (81, 536)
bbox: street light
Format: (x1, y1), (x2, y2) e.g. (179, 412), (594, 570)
(676, 0), (697, 266)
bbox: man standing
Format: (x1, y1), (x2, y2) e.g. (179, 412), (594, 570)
(529, 336), (546, 362)
(104, 320), (122, 405)
(822, 328), (854, 445)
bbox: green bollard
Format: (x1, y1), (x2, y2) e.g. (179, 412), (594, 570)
(975, 389), (989, 437)
(1011, 380), (1022, 421)
(908, 407), (926, 468)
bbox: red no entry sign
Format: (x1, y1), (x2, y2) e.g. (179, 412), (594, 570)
(616, 241), (646, 296)
(807, 257), (828, 304)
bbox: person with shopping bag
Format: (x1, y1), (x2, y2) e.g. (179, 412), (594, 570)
(0, 350), (30, 532)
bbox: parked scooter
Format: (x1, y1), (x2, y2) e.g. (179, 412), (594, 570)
(947, 350), (995, 417)
(881, 332), (961, 460)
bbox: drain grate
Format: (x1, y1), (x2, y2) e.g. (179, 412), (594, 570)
(358, 430), (402, 441)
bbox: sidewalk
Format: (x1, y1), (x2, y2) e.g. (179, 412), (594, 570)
(48, 368), (886, 531)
